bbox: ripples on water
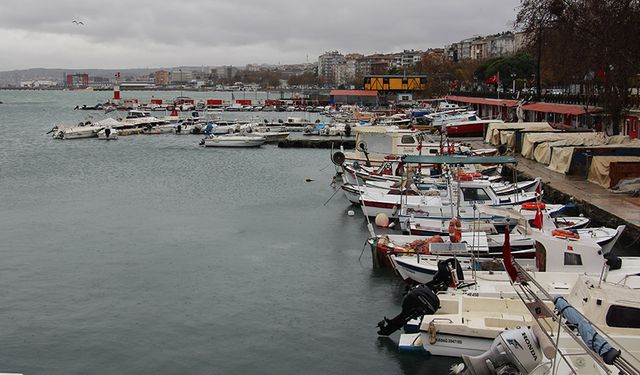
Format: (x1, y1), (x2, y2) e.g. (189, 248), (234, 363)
(0, 90), (455, 374)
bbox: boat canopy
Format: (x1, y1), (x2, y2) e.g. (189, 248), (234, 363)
(401, 155), (516, 165)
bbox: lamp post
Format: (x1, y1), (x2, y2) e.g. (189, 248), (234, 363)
(179, 69), (183, 98)
(511, 73), (516, 94)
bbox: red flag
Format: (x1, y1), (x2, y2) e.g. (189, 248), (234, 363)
(485, 73), (499, 85)
(533, 208), (543, 230)
(502, 225), (518, 282)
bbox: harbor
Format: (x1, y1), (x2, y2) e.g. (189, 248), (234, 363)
(3, 0), (640, 372)
(1, 86), (640, 375)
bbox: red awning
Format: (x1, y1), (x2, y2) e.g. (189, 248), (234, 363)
(446, 96), (519, 107)
(330, 90), (378, 97)
(521, 103), (602, 116)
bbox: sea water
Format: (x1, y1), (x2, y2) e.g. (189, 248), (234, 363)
(0, 90), (456, 374)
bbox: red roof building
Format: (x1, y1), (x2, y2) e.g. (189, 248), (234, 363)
(446, 95), (603, 128)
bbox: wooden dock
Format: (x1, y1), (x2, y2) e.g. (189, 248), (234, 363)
(278, 136), (354, 149)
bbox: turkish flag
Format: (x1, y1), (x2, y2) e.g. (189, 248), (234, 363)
(502, 226), (518, 282)
(533, 208), (543, 230)
(485, 73), (499, 85)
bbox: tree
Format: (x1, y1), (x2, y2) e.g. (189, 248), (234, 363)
(516, 0), (640, 134)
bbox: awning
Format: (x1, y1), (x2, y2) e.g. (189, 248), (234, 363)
(401, 155), (516, 164)
(330, 90), (378, 97)
(522, 103), (602, 116)
(446, 96), (519, 107)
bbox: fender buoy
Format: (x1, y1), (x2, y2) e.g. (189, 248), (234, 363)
(551, 229), (580, 240)
(521, 202), (546, 210)
(448, 217), (462, 243)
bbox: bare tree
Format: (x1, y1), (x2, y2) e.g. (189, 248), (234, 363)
(516, 0), (640, 134)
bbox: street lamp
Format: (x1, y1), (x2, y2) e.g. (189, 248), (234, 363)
(511, 73), (516, 93)
(179, 69), (183, 98)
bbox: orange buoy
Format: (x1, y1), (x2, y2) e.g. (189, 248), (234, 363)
(448, 217), (462, 243)
(551, 229), (580, 240)
(521, 202), (546, 210)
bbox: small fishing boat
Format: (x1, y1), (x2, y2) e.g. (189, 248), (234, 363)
(50, 123), (102, 139)
(388, 224), (630, 286)
(200, 135), (266, 148)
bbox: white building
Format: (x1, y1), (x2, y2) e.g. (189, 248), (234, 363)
(318, 51), (346, 84)
(20, 80), (58, 88)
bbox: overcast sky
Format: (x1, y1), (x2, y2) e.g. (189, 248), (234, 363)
(0, 0), (521, 71)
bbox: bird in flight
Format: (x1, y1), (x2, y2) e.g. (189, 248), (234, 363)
(72, 20), (84, 25)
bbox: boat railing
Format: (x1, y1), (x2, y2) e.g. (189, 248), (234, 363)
(510, 261), (640, 375)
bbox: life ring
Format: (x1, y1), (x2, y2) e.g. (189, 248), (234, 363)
(521, 202), (546, 210)
(551, 229), (580, 240)
(448, 217), (462, 243)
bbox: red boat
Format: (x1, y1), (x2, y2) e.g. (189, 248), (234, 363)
(444, 119), (504, 137)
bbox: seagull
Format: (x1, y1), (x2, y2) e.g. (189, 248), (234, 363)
(72, 20), (84, 25)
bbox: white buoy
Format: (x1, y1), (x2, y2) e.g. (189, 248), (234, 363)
(347, 210), (355, 216)
(375, 213), (390, 228)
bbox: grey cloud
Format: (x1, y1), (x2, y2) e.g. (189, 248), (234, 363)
(0, 0), (520, 69)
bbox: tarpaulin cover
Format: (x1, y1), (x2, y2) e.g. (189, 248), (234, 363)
(521, 132), (601, 159)
(484, 122), (553, 145)
(534, 133), (611, 165)
(587, 156), (640, 188)
(547, 136), (640, 174)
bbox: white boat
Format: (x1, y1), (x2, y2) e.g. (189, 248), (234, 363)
(141, 124), (175, 134)
(97, 128), (118, 140)
(358, 181), (543, 219)
(399, 272), (640, 362)
(200, 135), (266, 148)
(342, 127), (488, 166)
(51, 123), (102, 139)
(388, 225), (634, 286)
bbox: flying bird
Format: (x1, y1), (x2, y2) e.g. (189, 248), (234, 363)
(72, 20), (84, 25)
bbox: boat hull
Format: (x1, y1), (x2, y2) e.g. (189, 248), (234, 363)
(202, 136), (265, 148)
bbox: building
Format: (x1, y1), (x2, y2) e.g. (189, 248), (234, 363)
(363, 75), (427, 92)
(329, 89), (378, 106)
(318, 51), (346, 84)
(470, 37), (487, 60)
(170, 70), (193, 83)
(486, 32), (516, 58)
(154, 70), (170, 86)
(391, 50), (423, 68)
(214, 66), (238, 80)
(514, 31), (528, 53)
(65, 73), (89, 89)
(20, 80), (58, 88)
(446, 32), (516, 61)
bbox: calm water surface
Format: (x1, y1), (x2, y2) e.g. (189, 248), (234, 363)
(0, 90), (456, 374)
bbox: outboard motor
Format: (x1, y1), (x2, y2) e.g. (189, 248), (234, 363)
(454, 327), (543, 375)
(176, 124), (182, 134)
(377, 284), (440, 336)
(427, 257), (464, 292)
(104, 128), (111, 138)
(376, 258), (463, 336)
